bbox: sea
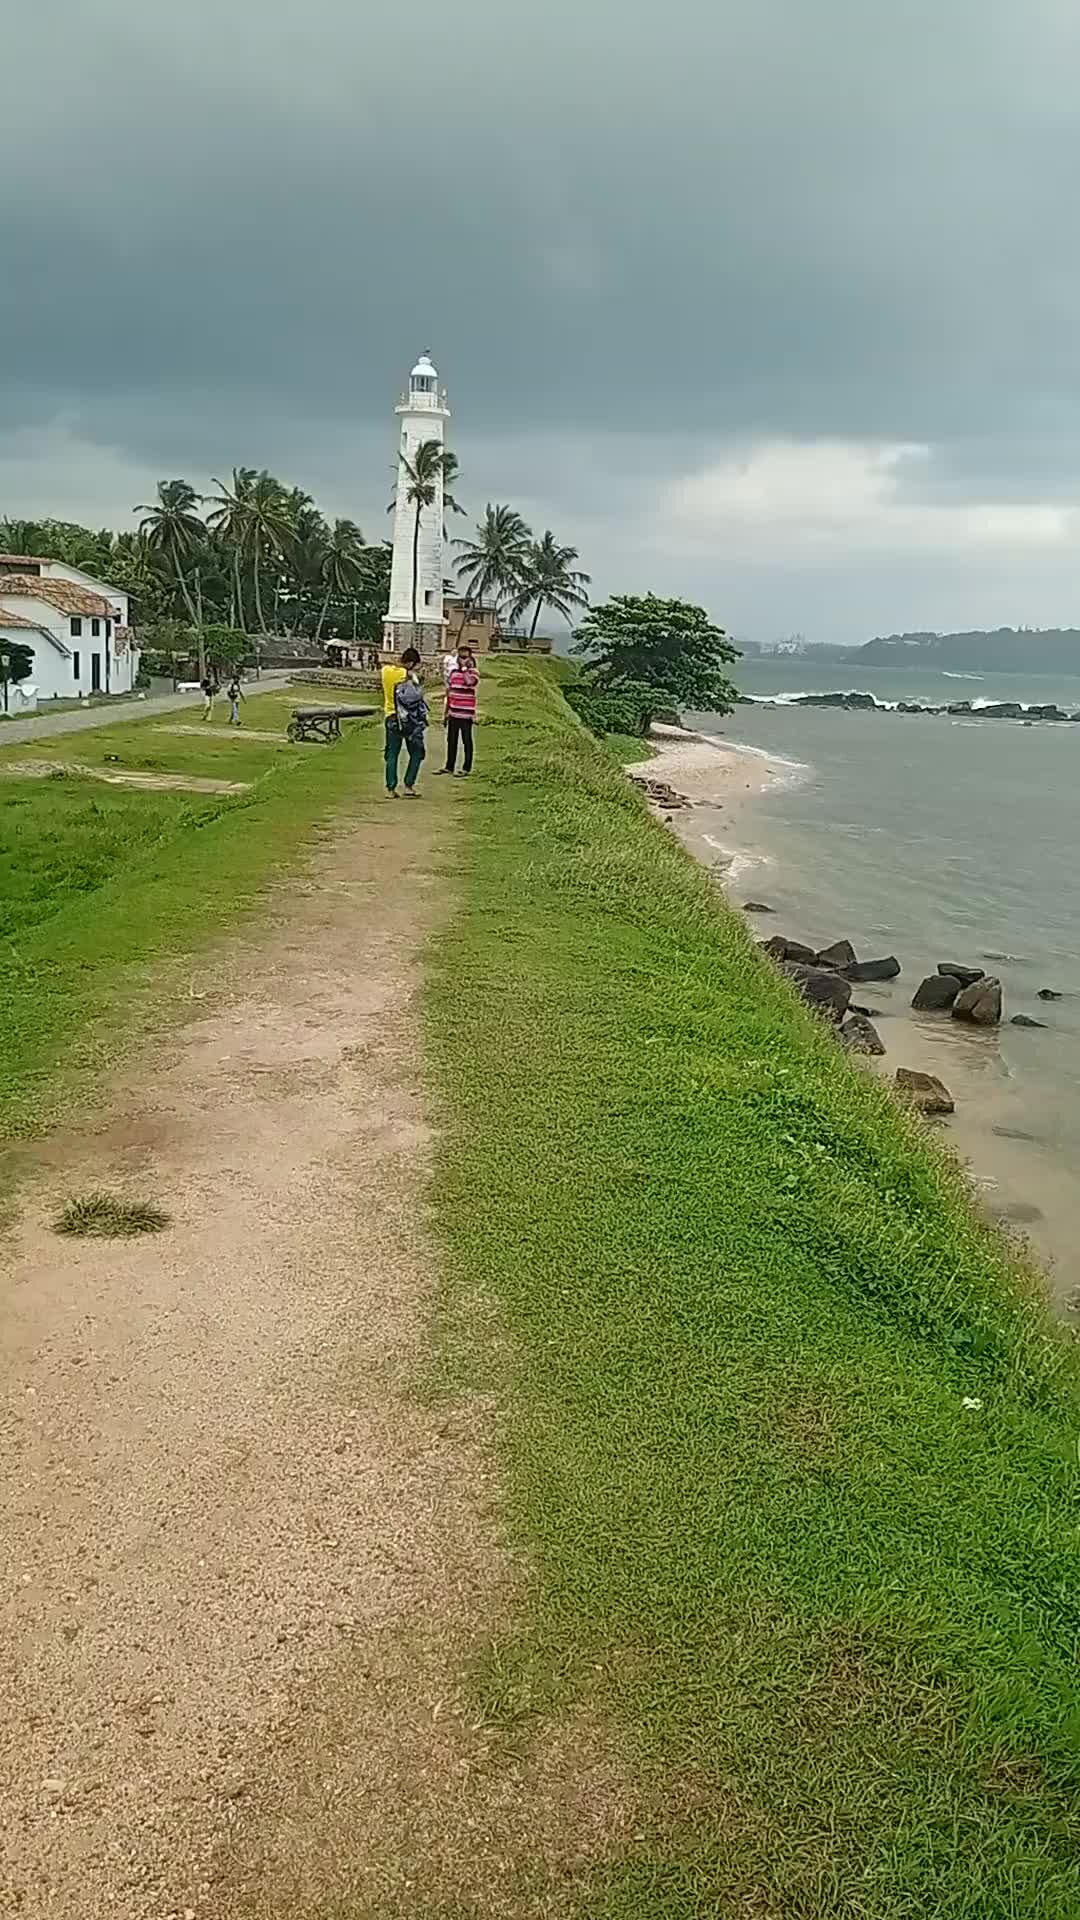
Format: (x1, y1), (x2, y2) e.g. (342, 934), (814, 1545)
(689, 658), (1080, 1309)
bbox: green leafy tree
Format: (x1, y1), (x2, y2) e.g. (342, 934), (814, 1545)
(572, 593), (740, 711)
(0, 638), (34, 712)
(134, 480), (205, 629)
(315, 517), (366, 642)
(452, 504), (532, 645)
(205, 468), (257, 629)
(246, 470), (292, 635)
(201, 624), (251, 673)
(510, 531), (591, 637)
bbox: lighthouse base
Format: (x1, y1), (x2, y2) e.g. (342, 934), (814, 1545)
(382, 618), (446, 662)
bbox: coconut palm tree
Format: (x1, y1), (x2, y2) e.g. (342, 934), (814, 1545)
(439, 450), (466, 536)
(205, 467), (257, 628)
(452, 504), (533, 643)
(395, 439), (452, 624)
(509, 531), (591, 638)
(315, 518), (366, 642)
(134, 480), (206, 626)
(246, 471), (293, 635)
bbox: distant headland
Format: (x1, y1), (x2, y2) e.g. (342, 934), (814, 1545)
(740, 628), (1080, 673)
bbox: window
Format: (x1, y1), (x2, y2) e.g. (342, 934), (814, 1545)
(73, 652), (80, 682)
(411, 375), (435, 394)
(424, 589), (436, 607)
(91, 617), (100, 637)
(105, 618), (112, 639)
(70, 617), (82, 637)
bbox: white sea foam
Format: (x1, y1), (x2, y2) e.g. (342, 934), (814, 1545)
(701, 834), (769, 881)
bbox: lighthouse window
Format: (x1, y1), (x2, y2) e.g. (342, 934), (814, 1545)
(412, 375), (435, 393)
(424, 590), (436, 606)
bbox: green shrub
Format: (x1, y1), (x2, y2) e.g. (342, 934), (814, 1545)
(564, 679), (673, 737)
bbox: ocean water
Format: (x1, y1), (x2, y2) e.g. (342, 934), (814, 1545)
(689, 660), (1080, 1306)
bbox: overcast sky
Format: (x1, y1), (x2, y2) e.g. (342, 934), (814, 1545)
(3, 0), (1080, 643)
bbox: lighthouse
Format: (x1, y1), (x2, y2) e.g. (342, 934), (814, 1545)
(383, 352), (451, 658)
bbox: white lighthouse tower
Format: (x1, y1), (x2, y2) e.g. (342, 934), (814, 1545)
(383, 351), (451, 658)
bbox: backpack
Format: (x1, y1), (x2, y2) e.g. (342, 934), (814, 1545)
(394, 675), (427, 739)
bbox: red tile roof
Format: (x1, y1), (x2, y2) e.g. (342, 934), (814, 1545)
(0, 574), (110, 617)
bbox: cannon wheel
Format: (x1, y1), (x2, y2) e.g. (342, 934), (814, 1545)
(286, 719), (302, 743)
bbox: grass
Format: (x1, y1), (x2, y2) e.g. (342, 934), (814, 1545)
(0, 690), (375, 1138)
(426, 659), (1080, 1918)
(598, 730), (655, 764)
(54, 1191), (171, 1237)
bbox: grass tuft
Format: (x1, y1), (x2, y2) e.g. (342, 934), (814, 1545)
(53, 1191), (171, 1238)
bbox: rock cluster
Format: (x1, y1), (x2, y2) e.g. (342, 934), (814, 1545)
(630, 775), (691, 810)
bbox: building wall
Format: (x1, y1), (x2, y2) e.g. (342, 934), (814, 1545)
(0, 596), (139, 698)
(387, 406), (448, 628)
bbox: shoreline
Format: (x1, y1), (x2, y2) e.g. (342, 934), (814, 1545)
(632, 727), (1078, 1311)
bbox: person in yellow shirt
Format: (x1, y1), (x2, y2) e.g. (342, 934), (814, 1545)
(381, 647), (419, 795)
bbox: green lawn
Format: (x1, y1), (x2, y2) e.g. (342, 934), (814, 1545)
(0, 691), (375, 1137)
(426, 659), (1080, 1918)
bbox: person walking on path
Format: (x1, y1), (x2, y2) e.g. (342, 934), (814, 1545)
(226, 674), (245, 726)
(381, 647), (419, 796)
(438, 646), (479, 777)
(394, 657), (429, 797)
(200, 673), (218, 721)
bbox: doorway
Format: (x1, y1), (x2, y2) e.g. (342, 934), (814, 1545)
(91, 653), (101, 692)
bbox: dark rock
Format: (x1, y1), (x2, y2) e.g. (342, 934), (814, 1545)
(1026, 704), (1069, 722)
(762, 936), (819, 966)
(895, 1068), (954, 1115)
(952, 977), (1003, 1026)
(1037, 988), (1063, 1001)
(912, 973), (960, 1012)
(844, 955), (901, 983)
(792, 690), (879, 711)
(742, 901), (775, 914)
(782, 963), (852, 1022)
(840, 1011), (885, 1055)
(816, 939), (858, 970)
(849, 1002), (889, 1018)
(937, 963), (984, 987)
(992, 1124), (1043, 1142)
(1010, 1013), (1048, 1029)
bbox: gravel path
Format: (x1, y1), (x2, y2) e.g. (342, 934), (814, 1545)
(0, 674), (292, 746)
(0, 799), (514, 1917)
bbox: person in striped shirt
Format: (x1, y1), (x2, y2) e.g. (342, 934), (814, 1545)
(439, 647), (479, 776)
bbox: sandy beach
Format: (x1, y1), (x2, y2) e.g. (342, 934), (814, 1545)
(631, 726), (1079, 1309)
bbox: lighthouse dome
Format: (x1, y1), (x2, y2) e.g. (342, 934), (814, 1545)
(410, 352), (437, 382)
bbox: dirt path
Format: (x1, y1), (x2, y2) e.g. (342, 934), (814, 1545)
(0, 675), (293, 748)
(0, 797), (525, 1917)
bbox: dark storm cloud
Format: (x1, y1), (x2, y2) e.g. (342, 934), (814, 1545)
(4, 0), (1080, 639)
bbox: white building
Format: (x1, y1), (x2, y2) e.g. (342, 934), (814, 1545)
(0, 556), (138, 711)
(383, 352), (451, 657)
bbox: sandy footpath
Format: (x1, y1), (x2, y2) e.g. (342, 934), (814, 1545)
(0, 803), (508, 1918)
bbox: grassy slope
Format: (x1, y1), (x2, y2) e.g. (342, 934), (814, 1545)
(0, 692), (373, 1137)
(427, 660), (1080, 1919)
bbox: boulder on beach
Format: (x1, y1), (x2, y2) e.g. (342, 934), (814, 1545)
(743, 901), (774, 914)
(1038, 988), (1063, 1001)
(840, 1011), (886, 1055)
(1011, 1013), (1048, 1029)
(952, 977), (1003, 1026)
(844, 955), (901, 983)
(792, 691), (879, 711)
(782, 962), (852, 1022)
(816, 939), (858, 971)
(937, 963), (984, 987)
(912, 973), (960, 1012)
(762, 935), (819, 966)
(895, 1068), (954, 1115)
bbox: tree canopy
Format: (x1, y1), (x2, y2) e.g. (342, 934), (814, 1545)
(572, 593), (740, 711)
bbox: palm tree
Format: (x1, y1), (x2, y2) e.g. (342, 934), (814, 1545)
(246, 471), (293, 635)
(315, 518), (366, 642)
(439, 450), (466, 536)
(452, 504), (533, 642)
(279, 503), (328, 638)
(395, 439), (452, 625)
(205, 468), (257, 629)
(134, 480), (205, 627)
(509, 531), (591, 638)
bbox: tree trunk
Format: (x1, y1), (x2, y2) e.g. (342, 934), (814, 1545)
(529, 597), (543, 639)
(232, 546), (246, 632)
(411, 505), (421, 626)
(314, 584), (332, 643)
(252, 531), (266, 635)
